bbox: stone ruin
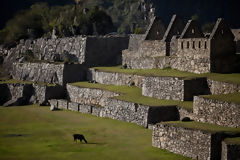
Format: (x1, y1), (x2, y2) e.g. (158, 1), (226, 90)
(1, 15), (240, 160)
(123, 15), (240, 74)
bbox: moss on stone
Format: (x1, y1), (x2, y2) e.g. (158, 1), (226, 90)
(160, 121), (240, 134)
(70, 81), (192, 110)
(202, 93), (240, 105)
(224, 137), (240, 145)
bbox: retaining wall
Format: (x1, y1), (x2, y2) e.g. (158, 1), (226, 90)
(66, 84), (119, 106)
(0, 83), (65, 106)
(152, 123), (224, 160)
(207, 79), (240, 94)
(104, 98), (179, 127)
(12, 62), (87, 86)
(88, 68), (143, 87)
(142, 77), (209, 101)
(193, 96), (240, 128)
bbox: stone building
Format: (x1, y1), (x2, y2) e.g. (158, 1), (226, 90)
(123, 15), (240, 74)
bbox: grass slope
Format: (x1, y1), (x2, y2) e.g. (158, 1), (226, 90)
(224, 137), (240, 145)
(71, 82), (193, 110)
(0, 79), (56, 87)
(160, 121), (240, 134)
(0, 105), (191, 160)
(93, 66), (240, 85)
(202, 93), (240, 105)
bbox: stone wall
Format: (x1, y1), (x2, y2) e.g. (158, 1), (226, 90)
(104, 98), (179, 127)
(142, 77), (209, 101)
(0, 83), (65, 106)
(12, 62), (87, 86)
(138, 40), (166, 57)
(88, 68), (143, 88)
(34, 36), (87, 63)
(207, 79), (240, 94)
(221, 140), (240, 160)
(193, 96), (240, 128)
(49, 99), (104, 117)
(128, 34), (145, 51)
(84, 36), (129, 66)
(152, 123), (223, 160)
(66, 84), (119, 106)
(122, 55), (172, 69)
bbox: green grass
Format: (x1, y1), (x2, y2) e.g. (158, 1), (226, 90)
(0, 105), (191, 160)
(160, 121), (240, 134)
(71, 82), (193, 110)
(202, 93), (240, 105)
(0, 79), (56, 87)
(93, 66), (240, 85)
(224, 137), (240, 145)
(93, 66), (203, 80)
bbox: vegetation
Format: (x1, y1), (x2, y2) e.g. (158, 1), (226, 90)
(93, 66), (240, 85)
(161, 121), (240, 134)
(71, 81), (193, 110)
(202, 93), (240, 105)
(93, 66), (203, 80)
(0, 105), (191, 160)
(0, 0), (147, 45)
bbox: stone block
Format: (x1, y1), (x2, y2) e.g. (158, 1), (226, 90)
(57, 99), (68, 109)
(79, 104), (92, 114)
(92, 105), (104, 117)
(68, 102), (79, 112)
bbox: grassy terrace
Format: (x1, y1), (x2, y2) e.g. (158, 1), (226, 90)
(93, 66), (240, 85)
(202, 93), (240, 105)
(160, 121), (240, 134)
(0, 79), (56, 87)
(224, 137), (240, 145)
(0, 105), (191, 160)
(71, 82), (193, 110)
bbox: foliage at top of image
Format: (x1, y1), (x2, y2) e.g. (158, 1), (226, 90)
(0, 0), (147, 45)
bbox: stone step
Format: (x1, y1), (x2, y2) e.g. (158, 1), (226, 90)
(193, 93), (240, 128)
(221, 137), (240, 160)
(49, 99), (104, 117)
(152, 121), (240, 160)
(89, 67), (210, 101)
(0, 79), (65, 106)
(66, 82), (195, 127)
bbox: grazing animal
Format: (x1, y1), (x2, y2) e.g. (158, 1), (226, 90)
(73, 134), (88, 143)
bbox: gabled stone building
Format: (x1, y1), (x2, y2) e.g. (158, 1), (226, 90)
(123, 15), (240, 74)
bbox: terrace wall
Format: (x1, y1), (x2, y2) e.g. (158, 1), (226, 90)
(142, 77), (209, 101)
(193, 96), (240, 128)
(104, 98), (179, 127)
(152, 123), (223, 160)
(66, 84), (119, 106)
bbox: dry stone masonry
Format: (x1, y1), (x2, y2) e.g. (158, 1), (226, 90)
(193, 96), (240, 128)
(1, 13), (240, 160)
